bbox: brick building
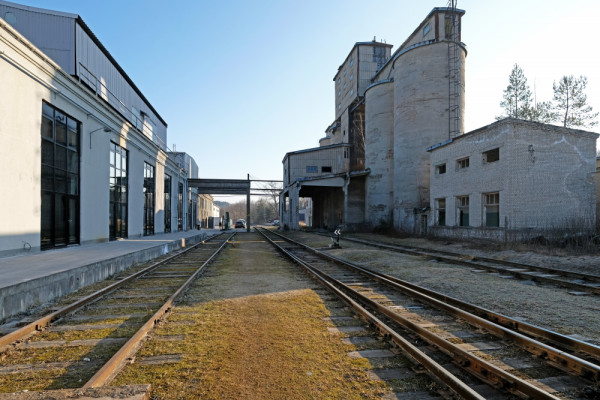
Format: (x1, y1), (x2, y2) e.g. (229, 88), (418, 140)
(280, 5), (599, 241)
(428, 119), (598, 240)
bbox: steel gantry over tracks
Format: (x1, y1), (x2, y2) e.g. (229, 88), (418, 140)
(187, 175), (282, 232)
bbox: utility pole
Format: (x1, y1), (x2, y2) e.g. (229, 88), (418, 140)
(246, 173), (251, 232)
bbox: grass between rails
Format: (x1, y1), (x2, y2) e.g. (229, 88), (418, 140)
(116, 291), (390, 399)
(114, 233), (399, 399)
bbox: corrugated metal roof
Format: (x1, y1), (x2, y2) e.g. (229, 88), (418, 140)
(0, 0), (167, 128)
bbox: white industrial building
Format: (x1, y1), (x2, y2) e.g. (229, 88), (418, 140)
(0, 1), (209, 256)
(281, 6), (599, 240)
(428, 119), (598, 240)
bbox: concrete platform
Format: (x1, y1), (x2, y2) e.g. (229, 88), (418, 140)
(0, 229), (221, 321)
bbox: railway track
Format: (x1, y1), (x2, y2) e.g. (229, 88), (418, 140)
(0, 232), (234, 393)
(259, 228), (600, 399)
(318, 233), (600, 296)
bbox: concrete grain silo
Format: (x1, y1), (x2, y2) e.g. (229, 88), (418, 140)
(365, 7), (466, 233)
(364, 80), (395, 227)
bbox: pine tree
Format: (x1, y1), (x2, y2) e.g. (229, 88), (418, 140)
(499, 64), (533, 120)
(526, 100), (555, 124)
(551, 75), (598, 128)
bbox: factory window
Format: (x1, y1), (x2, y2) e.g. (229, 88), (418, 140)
(457, 157), (469, 170)
(483, 148), (500, 163)
(306, 166), (318, 173)
(109, 142), (128, 240)
(143, 162), (155, 236)
(343, 83), (347, 90)
(350, 73), (354, 81)
(349, 59), (354, 67)
(456, 195), (469, 226)
(164, 174), (172, 233)
(435, 198), (446, 226)
(41, 102), (80, 249)
(445, 15), (453, 39)
(338, 90), (341, 97)
(178, 182), (184, 231)
(344, 69), (347, 76)
(321, 166), (332, 173)
(436, 163), (446, 174)
(338, 104), (342, 110)
(350, 89), (354, 96)
(423, 23), (430, 37)
(483, 192), (500, 227)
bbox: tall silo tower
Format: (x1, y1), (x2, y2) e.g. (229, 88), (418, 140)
(391, 7), (466, 233)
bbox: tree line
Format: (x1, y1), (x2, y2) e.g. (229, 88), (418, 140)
(219, 196), (279, 225)
(498, 64), (598, 129)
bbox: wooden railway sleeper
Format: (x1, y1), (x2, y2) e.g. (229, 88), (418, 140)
(258, 228), (487, 400)
(329, 270), (563, 399)
(262, 229), (582, 399)
(277, 231), (600, 380)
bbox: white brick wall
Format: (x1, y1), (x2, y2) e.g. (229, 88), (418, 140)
(429, 119), (598, 237)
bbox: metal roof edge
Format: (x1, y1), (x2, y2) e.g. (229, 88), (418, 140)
(0, 0), (78, 19)
(74, 16), (168, 128)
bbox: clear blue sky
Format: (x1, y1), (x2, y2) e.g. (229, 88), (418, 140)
(12, 0), (600, 184)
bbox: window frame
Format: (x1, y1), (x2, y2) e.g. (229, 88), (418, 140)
(483, 148), (500, 163)
(483, 192), (500, 227)
(164, 174), (172, 233)
(109, 141), (128, 240)
(423, 23), (431, 37)
(143, 162), (155, 236)
(435, 198), (446, 226)
(40, 101), (81, 249)
(436, 163), (446, 175)
(456, 157), (470, 170)
(456, 195), (469, 227)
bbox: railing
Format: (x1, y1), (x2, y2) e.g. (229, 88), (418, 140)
(77, 62), (169, 151)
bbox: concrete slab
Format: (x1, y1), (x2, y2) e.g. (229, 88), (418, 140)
(455, 341), (503, 352)
(381, 391), (438, 399)
(137, 354), (182, 365)
(341, 336), (379, 346)
(0, 384), (151, 399)
(347, 349), (396, 359)
(0, 230), (219, 320)
(20, 337), (127, 349)
(327, 326), (368, 335)
(366, 368), (414, 381)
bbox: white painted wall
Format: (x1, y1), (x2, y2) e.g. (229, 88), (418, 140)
(0, 18), (181, 256)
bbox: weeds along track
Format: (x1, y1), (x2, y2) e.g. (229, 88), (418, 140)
(321, 233), (600, 296)
(0, 232), (234, 393)
(259, 228), (600, 399)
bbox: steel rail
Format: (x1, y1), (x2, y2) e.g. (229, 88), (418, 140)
(82, 232), (235, 388)
(286, 230), (600, 381)
(0, 233), (221, 353)
(256, 228), (486, 400)
(313, 233), (600, 361)
(325, 233), (600, 294)
(260, 229), (589, 399)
